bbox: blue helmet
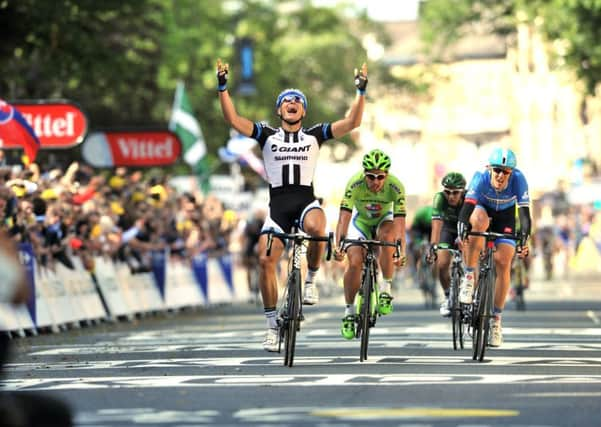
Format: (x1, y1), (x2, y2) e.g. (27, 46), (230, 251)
(488, 147), (517, 169)
(275, 88), (307, 111)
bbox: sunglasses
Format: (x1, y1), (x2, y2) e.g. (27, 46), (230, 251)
(444, 189), (463, 196)
(282, 95), (303, 104)
(492, 167), (511, 176)
(365, 173), (387, 181)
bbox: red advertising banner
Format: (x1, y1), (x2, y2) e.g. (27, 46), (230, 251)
(82, 130), (182, 167)
(12, 101), (88, 148)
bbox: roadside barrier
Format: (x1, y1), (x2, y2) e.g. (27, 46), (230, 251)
(0, 246), (250, 336)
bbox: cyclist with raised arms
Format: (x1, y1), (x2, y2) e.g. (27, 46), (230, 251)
(333, 149), (407, 339)
(216, 59), (368, 352)
(457, 147), (531, 347)
(427, 172), (467, 317)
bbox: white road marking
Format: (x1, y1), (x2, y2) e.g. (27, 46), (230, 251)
(3, 373), (601, 391)
(586, 310), (600, 324)
(26, 339), (601, 356)
(5, 355), (601, 371)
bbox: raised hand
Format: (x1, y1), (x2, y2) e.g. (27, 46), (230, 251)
(354, 62), (368, 92)
(216, 58), (229, 91)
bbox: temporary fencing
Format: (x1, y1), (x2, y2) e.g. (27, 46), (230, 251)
(0, 244), (250, 336)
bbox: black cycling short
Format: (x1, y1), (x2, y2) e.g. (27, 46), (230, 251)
(263, 185), (318, 233)
(478, 205), (516, 235)
(439, 228), (459, 249)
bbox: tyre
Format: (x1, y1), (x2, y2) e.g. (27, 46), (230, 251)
(451, 269), (463, 350)
(283, 269), (301, 367)
(359, 269), (373, 362)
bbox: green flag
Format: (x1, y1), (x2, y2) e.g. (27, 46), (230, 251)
(169, 81), (207, 166)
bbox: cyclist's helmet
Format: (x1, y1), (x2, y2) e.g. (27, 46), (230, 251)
(275, 88), (307, 111)
(362, 149), (391, 171)
(488, 147), (517, 169)
(441, 172), (466, 189)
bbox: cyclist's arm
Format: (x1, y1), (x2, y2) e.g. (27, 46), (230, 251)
(335, 209), (352, 247)
(393, 215), (407, 258)
(431, 219), (442, 245)
(331, 64), (367, 138)
(330, 93), (365, 138)
(218, 89), (254, 137)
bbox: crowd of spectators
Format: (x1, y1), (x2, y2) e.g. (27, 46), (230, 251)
(0, 154), (239, 278)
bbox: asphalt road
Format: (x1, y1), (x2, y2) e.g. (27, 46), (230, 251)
(1, 276), (600, 427)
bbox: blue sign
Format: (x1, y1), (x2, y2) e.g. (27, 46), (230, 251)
(191, 253), (208, 298)
(19, 242), (36, 324)
(216, 254), (234, 293)
(151, 249), (167, 299)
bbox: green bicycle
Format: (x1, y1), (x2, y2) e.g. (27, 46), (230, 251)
(341, 237), (402, 362)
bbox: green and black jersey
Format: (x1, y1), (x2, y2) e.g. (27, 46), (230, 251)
(431, 191), (464, 233)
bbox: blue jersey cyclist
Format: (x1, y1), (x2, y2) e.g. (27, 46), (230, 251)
(457, 147), (531, 348)
(216, 58), (368, 352)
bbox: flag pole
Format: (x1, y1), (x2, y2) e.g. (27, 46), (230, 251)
(169, 81), (184, 131)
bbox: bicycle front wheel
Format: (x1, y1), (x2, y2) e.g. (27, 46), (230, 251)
(472, 271), (492, 362)
(359, 268), (374, 362)
(451, 268), (464, 350)
(284, 269), (301, 367)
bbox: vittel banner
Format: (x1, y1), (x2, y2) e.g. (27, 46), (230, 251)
(82, 130), (182, 167)
(13, 101), (88, 148)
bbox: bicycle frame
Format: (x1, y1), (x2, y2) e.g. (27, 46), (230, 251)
(342, 238), (402, 362)
(467, 230), (520, 362)
(266, 229), (333, 367)
(437, 247), (464, 350)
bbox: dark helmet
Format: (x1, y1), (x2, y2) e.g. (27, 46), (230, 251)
(442, 172), (466, 189)
(362, 149), (391, 171)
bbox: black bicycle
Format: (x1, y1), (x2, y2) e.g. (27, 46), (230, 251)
(341, 238), (402, 362)
(266, 229), (333, 367)
(466, 231), (520, 362)
(436, 246), (465, 350)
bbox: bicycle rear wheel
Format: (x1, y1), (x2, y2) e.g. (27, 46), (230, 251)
(359, 268), (374, 362)
(283, 269), (301, 367)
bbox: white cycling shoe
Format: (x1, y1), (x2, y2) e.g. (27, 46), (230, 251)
(262, 328), (280, 352)
(458, 271), (475, 304)
(302, 282), (319, 305)
(439, 298), (451, 317)
(489, 316), (503, 347)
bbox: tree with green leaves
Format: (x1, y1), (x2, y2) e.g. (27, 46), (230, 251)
(419, 0), (601, 96)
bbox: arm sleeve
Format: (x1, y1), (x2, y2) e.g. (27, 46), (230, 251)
(305, 123), (333, 145)
(458, 202), (476, 225)
(518, 206), (531, 238)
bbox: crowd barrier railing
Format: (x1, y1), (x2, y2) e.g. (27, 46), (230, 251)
(0, 245), (250, 336)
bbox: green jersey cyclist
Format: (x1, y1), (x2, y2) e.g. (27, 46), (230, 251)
(217, 59), (368, 352)
(426, 172), (467, 317)
(333, 149), (407, 339)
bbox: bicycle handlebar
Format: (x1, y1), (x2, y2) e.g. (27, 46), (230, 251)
(341, 237), (402, 259)
(265, 229), (334, 261)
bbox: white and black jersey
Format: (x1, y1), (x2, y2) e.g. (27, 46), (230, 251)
(251, 122), (333, 233)
(252, 122), (333, 195)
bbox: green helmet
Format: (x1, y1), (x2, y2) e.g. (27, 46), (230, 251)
(441, 172), (466, 189)
(362, 149), (391, 171)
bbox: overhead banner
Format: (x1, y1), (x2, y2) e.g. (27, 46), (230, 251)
(12, 101), (88, 148)
(82, 130), (182, 167)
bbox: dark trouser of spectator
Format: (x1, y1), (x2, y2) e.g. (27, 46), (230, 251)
(0, 335), (73, 427)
